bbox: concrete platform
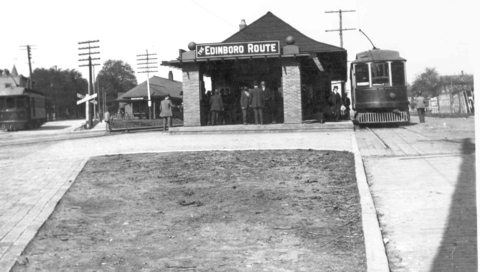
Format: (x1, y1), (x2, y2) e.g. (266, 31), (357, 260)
(169, 121), (354, 134)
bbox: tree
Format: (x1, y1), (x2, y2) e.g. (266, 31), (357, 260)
(32, 67), (88, 119)
(411, 67), (442, 98)
(97, 60), (137, 113)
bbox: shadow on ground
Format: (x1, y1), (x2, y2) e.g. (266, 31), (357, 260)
(430, 138), (477, 271)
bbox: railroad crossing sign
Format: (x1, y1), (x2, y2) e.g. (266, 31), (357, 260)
(77, 93), (97, 105)
(77, 93), (97, 104)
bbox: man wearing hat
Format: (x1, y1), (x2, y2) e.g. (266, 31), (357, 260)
(160, 94), (175, 131)
(329, 86), (343, 122)
(415, 92), (426, 123)
(249, 80), (265, 125)
(261, 81), (277, 124)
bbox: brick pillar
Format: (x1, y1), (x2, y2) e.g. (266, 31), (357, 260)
(182, 63), (201, 127)
(282, 58), (302, 124)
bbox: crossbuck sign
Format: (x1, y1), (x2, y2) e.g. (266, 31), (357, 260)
(77, 93), (97, 105)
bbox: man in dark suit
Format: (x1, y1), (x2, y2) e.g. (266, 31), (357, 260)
(343, 95), (351, 120)
(329, 86), (343, 122)
(240, 86), (250, 125)
(249, 81), (265, 125)
(209, 89), (224, 125)
(261, 81), (277, 124)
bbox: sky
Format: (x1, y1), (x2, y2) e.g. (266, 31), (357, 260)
(0, 0), (477, 90)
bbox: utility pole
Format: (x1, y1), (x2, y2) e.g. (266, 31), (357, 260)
(20, 45), (36, 89)
(78, 40), (100, 129)
(92, 65), (97, 120)
(325, 9), (356, 48)
(137, 50), (158, 119)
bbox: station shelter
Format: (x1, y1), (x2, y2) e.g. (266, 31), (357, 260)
(161, 11), (347, 126)
(116, 72), (183, 119)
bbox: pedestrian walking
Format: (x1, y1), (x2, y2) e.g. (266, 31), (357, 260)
(160, 94), (175, 131)
(249, 81), (265, 125)
(415, 92), (426, 123)
(104, 110), (112, 131)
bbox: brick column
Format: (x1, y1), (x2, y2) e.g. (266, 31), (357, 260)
(182, 63), (201, 127)
(282, 58), (302, 124)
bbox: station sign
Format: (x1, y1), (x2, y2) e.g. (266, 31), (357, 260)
(196, 41), (280, 59)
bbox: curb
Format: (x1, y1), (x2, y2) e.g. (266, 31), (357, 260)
(351, 133), (390, 271)
(0, 130), (108, 147)
(2, 132), (387, 271)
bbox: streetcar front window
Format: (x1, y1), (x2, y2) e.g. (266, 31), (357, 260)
(6, 97), (15, 109)
(391, 61), (405, 86)
(355, 64), (370, 87)
(372, 62), (389, 85)
(16, 98), (26, 109)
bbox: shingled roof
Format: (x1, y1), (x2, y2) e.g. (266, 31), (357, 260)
(223, 11), (345, 54)
(118, 76), (182, 101)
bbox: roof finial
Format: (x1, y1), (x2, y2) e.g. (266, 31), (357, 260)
(239, 19), (247, 30)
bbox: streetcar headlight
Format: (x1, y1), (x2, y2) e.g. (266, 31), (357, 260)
(390, 93), (396, 99)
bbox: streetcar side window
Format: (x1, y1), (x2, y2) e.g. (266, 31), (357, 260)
(372, 62), (389, 85)
(355, 64), (370, 87)
(16, 97), (26, 109)
(0, 98), (5, 110)
(32, 98), (36, 117)
(391, 62), (405, 86)
(6, 97), (15, 109)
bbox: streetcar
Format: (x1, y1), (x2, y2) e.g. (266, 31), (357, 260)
(350, 48), (409, 124)
(0, 86), (47, 130)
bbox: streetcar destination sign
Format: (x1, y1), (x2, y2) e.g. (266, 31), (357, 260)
(196, 41), (280, 59)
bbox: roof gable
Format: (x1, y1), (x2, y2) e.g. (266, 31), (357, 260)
(223, 12), (344, 54)
(11, 65), (18, 77)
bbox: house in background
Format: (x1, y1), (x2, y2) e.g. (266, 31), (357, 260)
(430, 73), (474, 114)
(117, 71), (183, 119)
(0, 66), (31, 89)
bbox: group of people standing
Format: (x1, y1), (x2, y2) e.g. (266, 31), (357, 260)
(209, 80), (278, 125)
(328, 86), (350, 122)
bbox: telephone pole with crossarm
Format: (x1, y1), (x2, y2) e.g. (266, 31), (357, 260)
(325, 9), (356, 48)
(78, 40), (100, 128)
(137, 50), (158, 119)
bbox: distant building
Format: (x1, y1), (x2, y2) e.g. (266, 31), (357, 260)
(433, 73), (474, 114)
(0, 65), (31, 89)
(117, 73), (182, 119)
